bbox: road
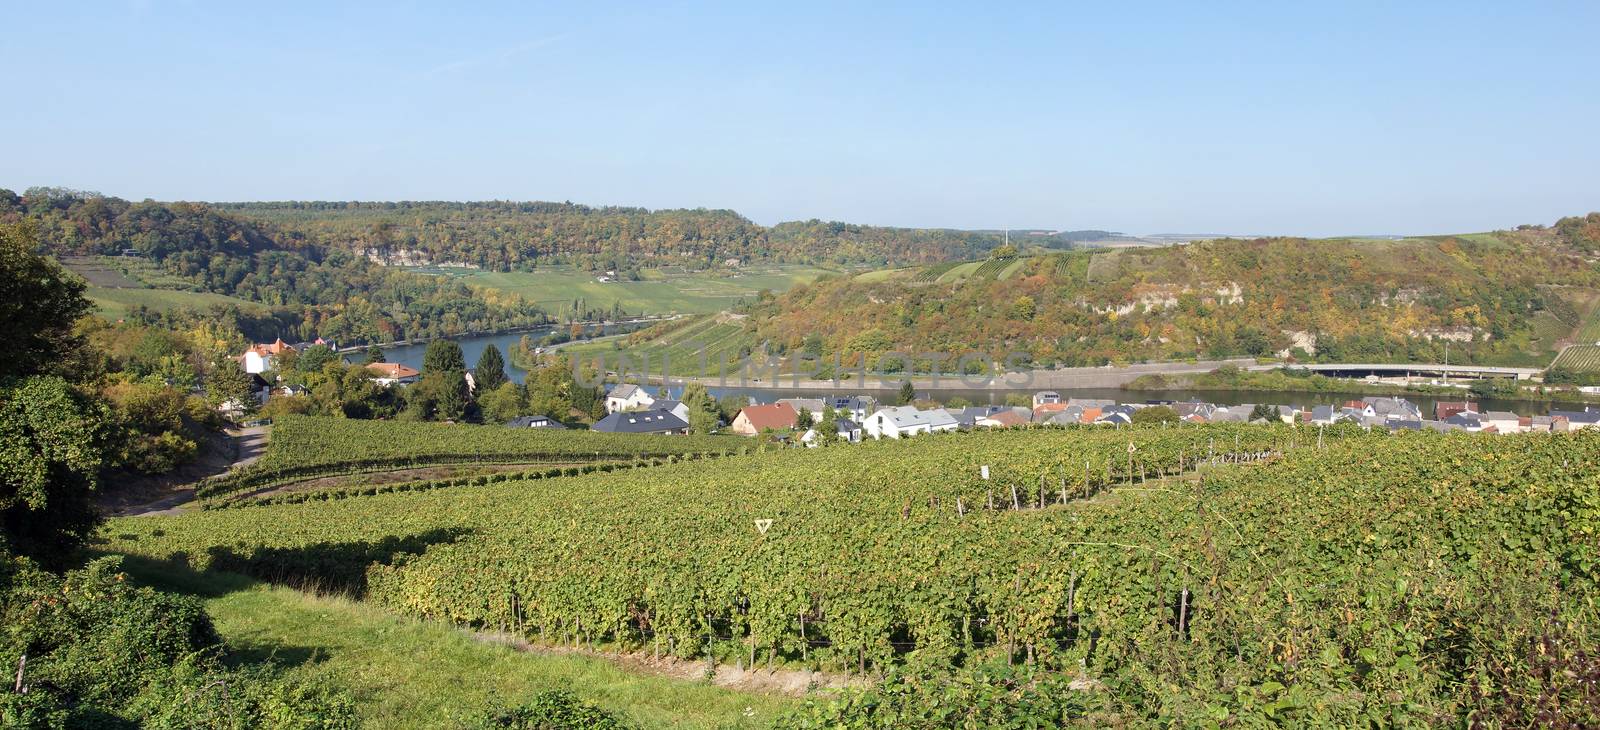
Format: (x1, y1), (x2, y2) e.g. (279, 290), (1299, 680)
(116, 425), (269, 517)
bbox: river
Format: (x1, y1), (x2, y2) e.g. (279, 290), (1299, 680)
(374, 332), (1586, 418)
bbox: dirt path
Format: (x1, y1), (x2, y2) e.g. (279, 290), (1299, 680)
(473, 630), (863, 697)
(112, 425), (269, 517)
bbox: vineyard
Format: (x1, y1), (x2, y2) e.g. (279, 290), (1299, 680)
(106, 423), (1600, 723)
(1552, 344), (1600, 373)
(197, 416), (741, 499)
(560, 315), (757, 378)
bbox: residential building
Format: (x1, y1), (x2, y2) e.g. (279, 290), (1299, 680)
(1363, 397), (1422, 422)
(1434, 401), (1477, 421)
(863, 406), (959, 439)
(1032, 391), (1062, 408)
(1480, 410), (1522, 434)
(505, 415), (567, 429)
(977, 410), (1028, 428)
(605, 383), (656, 413)
(652, 399), (691, 423)
(776, 398), (827, 421)
(365, 362), (420, 386)
(829, 396), (877, 421)
(590, 409), (689, 435)
(241, 338), (296, 374)
(801, 418), (863, 447)
(730, 402), (798, 436)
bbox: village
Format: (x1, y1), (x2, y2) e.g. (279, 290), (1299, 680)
(232, 337), (1600, 441)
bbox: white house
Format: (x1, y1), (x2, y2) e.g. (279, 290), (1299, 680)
(240, 339), (295, 374)
(777, 398), (827, 421)
(1480, 410), (1523, 434)
(1032, 391), (1062, 408)
(605, 383), (656, 413)
(801, 418), (863, 447)
(862, 406), (959, 439)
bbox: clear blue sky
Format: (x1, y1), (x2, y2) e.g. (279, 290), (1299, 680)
(4, 1), (1597, 236)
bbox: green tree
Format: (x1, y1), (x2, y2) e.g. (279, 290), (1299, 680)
(362, 344), (385, 364)
(0, 221), (92, 379)
(208, 357), (258, 416)
(1249, 403), (1281, 423)
(478, 381), (527, 423)
(679, 381), (722, 434)
(898, 380), (917, 406)
(0, 376), (109, 566)
(297, 344), (338, 372)
(1131, 405), (1180, 425)
(796, 408), (815, 430)
(475, 344), (510, 393)
(422, 340), (466, 373)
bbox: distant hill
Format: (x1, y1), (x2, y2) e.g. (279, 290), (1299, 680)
(606, 220), (1600, 371)
(214, 201), (1009, 269)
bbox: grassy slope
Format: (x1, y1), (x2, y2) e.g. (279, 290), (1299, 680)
(85, 286), (268, 318)
(121, 560), (789, 729)
(416, 265), (834, 316)
(58, 255), (269, 317)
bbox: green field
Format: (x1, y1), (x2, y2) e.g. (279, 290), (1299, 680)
(122, 561), (790, 729)
(85, 286), (268, 318)
(412, 265), (838, 316)
(58, 255), (268, 317)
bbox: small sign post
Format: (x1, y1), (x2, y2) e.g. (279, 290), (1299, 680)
(754, 518), (773, 535)
(980, 465), (990, 480)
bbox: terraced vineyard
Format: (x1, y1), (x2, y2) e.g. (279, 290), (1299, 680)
(197, 415), (741, 498)
(1551, 344), (1600, 373)
(561, 314), (758, 377)
(109, 422), (1600, 723)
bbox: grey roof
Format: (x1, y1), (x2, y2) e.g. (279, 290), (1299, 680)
(1388, 419), (1423, 430)
(1552, 410), (1600, 424)
(834, 418), (861, 433)
(1363, 397), (1422, 419)
(872, 406), (958, 429)
(1444, 413), (1482, 427)
(608, 383), (644, 399)
(505, 415), (567, 429)
(777, 398), (827, 415)
(1311, 405), (1335, 421)
(1481, 410), (1520, 421)
(954, 405), (1007, 426)
(830, 395), (877, 410)
(591, 409), (688, 433)
(1067, 398), (1115, 408)
(653, 399), (684, 411)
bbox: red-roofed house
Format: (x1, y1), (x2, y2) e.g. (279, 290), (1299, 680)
(241, 339), (296, 374)
(730, 403), (798, 436)
(366, 362), (421, 386)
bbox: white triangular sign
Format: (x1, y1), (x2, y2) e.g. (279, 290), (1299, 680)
(754, 518), (773, 535)
(1127, 442), (1137, 454)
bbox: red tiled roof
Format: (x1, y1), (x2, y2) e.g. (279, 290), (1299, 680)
(738, 403), (797, 431)
(366, 362), (420, 379)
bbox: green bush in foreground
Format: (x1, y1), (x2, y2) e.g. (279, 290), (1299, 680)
(467, 690), (632, 729)
(0, 554), (357, 729)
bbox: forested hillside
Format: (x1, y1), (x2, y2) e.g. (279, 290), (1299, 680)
(722, 224), (1600, 369)
(2, 188), (550, 344)
(215, 201), (1005, 269)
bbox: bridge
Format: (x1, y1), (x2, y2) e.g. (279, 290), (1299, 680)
(1282, 362), (1543, 381)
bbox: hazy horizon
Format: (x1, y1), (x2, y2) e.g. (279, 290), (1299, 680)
(5, 2), (1597, 237)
